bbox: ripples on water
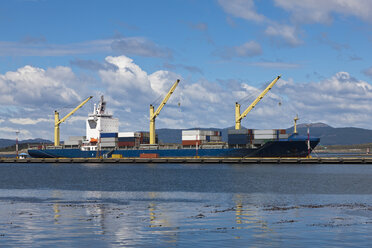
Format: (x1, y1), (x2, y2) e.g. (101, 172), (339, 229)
(1, 163), (372, 247)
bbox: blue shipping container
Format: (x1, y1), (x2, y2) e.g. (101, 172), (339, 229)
(118, 137), (136, 142)
(100, 132), (118, 138)
(228, 134), (250, 145)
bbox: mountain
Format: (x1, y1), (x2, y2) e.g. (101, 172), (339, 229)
(286, 123), (372, 145)
(2, 123), (371, 148)
(0, 138), (52, 148)
(157, 123), (372, 146)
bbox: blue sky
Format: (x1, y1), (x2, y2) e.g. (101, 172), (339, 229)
(1, 0), (372, 140)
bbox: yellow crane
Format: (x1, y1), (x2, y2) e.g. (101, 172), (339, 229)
(54, 96), (93, 146)
(235, 75), (281, 129)
(150, 79), (180, 144)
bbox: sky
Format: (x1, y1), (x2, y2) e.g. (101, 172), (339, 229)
(1, 0), (372, 141)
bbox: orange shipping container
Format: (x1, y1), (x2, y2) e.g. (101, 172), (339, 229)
(140, 153), (159, 158)
(182, 140), (202, 146)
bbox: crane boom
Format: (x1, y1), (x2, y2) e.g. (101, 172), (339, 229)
(235, 75), (281, 129)
(150, 79), (180, 144)
(54, 96), (93, 146)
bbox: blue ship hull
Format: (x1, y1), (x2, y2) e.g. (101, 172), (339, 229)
(28, 135), (320, 158)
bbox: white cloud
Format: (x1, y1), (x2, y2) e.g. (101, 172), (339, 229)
(276, 72), (372, 127)
(265, 23), (302, 46)
(3, 55), (372, 141)
(0, 127), (32, 139)
(9, 118), (50, 125)
(363, 66), (372, 79)
(218, 0), (266, 22)
(273, 0), (372, 24)
(249, 61), (301, 69)
(0, 65), (81, 106)
(214, 41), (262, 59)
(0, 37), (171, 58)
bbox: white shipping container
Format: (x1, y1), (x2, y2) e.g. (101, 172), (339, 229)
(279, 134), (289, 139)
(100, 142), (116, 147)
(253, 129), (277, 135)
(204, 131), (214, 136)
(254, 134), (277, 140)
(209, 136), (222, 141)
(118, 132), (140, 138)
(100, 137), (118, 142)
(182, 130), (202, 136)
(64, 140), (81, 146)
(182, 135), (207, 141)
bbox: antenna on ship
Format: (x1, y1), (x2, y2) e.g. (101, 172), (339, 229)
(293, 114), (299, 134)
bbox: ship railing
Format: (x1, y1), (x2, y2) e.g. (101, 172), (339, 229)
(28, 143), (54, 150)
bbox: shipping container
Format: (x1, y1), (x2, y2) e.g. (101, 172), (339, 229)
(279, 134), (289, 139)
(100, 132), (118, 138)
(253, 134), (277, 140)
(118, 141), (135, 147)
(64, 140), (81, 146)
(111, 154), (123, 158)
(253, 129), (277, 135)
(140, 153), (159, 158)
(182, 130), (202, 136)
(182, 135), (204, 140)
(228, 134), (250, 145)
(209, 136), (222, 141)
(182, 140), (203, 146)
(140, 132), (150, 137)
(228, 129), (249, 135)
(182, 135), (207, 141)
(100, 137), (118, 143)
(118, 137), (136, 142)
(100, 142), (116, 147)
(279, 129), (286, 134)
(118, 132), (140, 138)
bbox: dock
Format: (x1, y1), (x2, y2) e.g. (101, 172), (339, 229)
(1, 157), (372, 164)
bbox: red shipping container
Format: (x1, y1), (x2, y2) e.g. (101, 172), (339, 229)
(280, 129), (286, 134)
(118, 141), (135, 147)
(182, 140), (202, 146)
(140, 153), (159, 158)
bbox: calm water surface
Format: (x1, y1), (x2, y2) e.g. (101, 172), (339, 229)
(1, 163), (372, 247)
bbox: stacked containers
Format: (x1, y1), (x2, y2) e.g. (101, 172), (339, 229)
(100, 132), (118, 148)
(253, 129), (277, 140)
(228, 129), (253, 145)
(182, 130), (221, 146)
(139, 132), (152, 144)
(278, 129), (289, 139)
(117, 132), (158, 147)
(118, 132), (140, 147)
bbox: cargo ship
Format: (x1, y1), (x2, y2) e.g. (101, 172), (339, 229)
(28, 94), (320, 159)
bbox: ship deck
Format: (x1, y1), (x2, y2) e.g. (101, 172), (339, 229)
(1, 157), (372, 164)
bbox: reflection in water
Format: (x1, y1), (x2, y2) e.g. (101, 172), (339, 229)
(53, 191), (61, 224)
(148, 192), (179, 245)
(1, 163), (372, 247)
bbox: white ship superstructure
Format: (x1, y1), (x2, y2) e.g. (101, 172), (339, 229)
(82, 96), (119, 151)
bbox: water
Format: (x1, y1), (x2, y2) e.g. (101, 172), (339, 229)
(1, 163), (372, 247)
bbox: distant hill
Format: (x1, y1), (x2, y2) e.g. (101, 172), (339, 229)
(286, 123), (372, 145)
(3, 123), (372, 148)
(0, 138), (52, 149)
(158, 123), (372, 146)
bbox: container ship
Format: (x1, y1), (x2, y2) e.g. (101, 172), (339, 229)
(28, 76), (320, 158)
